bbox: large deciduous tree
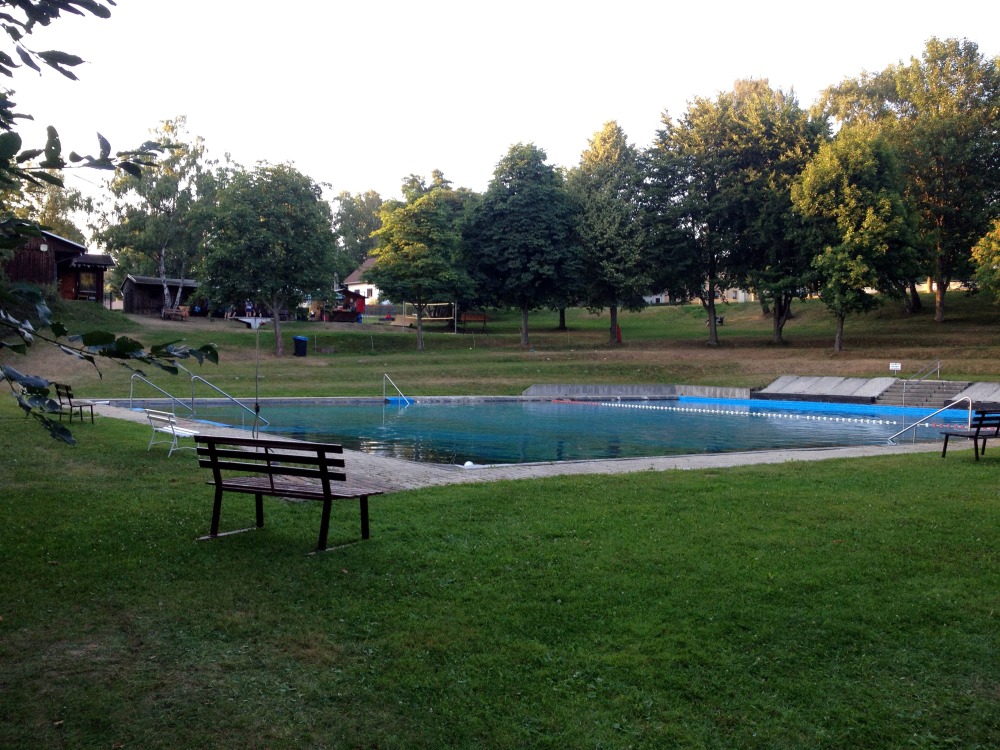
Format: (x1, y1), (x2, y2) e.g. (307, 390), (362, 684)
(822, 37), (1000, 322)
(96, 117), (220, 306)
(792, 124), (920, 351)
(646, 80), (822, 345)
(463, 143), (582, 346)
(202, 163), (336, 356)
(567, 121), (650, 346)
(366, 176), (473, 351)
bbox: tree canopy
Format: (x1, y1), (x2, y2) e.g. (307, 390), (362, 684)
(97, 117), (221, 306)
(822, 37), (1000, 322)
(202, 163), (336, 355)
(463, 143), (582, 346)
(567, 121), (650, 345)
(367, 176), (473, 351)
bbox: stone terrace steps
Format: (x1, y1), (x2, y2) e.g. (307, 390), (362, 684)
(875, 380), (971, 408)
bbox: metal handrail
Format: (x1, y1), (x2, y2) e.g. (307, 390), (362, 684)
(189, 375), (269, 426)
(901, 359), (941, 408)
(129, 374), (194, 414)
(383, 373), (413, 405)
(886, 397), (973, 444)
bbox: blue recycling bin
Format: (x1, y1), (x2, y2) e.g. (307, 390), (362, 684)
(293, 336), (308, 357)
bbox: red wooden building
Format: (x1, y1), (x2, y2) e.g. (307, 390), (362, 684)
(3, 231), (114, 302)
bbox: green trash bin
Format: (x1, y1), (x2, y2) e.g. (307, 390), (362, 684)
(293, 336), (308, 357)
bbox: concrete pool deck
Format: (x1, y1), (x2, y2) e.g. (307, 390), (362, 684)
(98, 403), (948, 492)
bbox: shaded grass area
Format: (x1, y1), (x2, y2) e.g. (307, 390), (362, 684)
(2, 401), (999, 748)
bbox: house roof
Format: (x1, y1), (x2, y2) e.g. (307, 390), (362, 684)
(71, 254), (115, 269)
(122, 274), (200, 289)
(41, 229), (87, 252)
(344, 257), (377, 285)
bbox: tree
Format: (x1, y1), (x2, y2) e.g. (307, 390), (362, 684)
(332, 189), (382, 276)
(96, 118), (220, 306)
(792, 123), (920, 351)
(202, 163), (336, 356)
(822, 37), (1000, 322)
(463, 143), (582, 346)
(366, 177), (473, 351)
(972, 220), (1000, 302)
(645, 80), (822, 345)
(567, 122), (650, 345)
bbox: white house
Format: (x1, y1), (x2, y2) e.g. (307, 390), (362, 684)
(344, 257), (381, 304)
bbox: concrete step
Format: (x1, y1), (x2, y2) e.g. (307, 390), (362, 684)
(876, 380), (971, 408)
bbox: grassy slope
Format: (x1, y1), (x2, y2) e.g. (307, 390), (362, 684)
(18, 292), (1000, 401)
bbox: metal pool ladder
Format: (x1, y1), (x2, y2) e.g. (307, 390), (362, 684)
(383, 374), (413, 406)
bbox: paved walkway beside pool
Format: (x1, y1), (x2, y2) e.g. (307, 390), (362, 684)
(99, 404), (946, 492)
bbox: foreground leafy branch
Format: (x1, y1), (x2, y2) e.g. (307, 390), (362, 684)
(0, 284), (218, 444)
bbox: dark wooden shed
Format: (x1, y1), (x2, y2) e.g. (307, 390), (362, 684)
(3, 231), (113, 301)
(120, 274), (201, 316)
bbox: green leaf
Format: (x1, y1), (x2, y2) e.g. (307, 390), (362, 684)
(0, 131), (21, 159)
(16, 148), (43, 163)
(15, 46), (40, 73)
(80, 330), (116, 346)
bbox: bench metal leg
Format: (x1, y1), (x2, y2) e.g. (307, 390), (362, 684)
(317, 498), (332, 551)
(942, 435), (950, 457)
(210, 487), (224, 537)
(360, 496), (370, 540)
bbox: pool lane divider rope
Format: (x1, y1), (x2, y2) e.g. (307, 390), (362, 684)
(549, 399), (962, 430)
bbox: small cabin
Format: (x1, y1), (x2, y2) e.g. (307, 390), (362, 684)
(120, 274), (201, 316)
(3, 231), (114, 302)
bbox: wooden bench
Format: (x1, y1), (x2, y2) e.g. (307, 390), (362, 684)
(161, 305), (190, 321)
(459, 311), (490, 331)
(54, 382), (96, 423)
(195, 435), (390, 551)
(146, 409), (199, 457)
(941, 409), (1000, 461)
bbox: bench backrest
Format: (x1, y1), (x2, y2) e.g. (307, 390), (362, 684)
(971, 410), (1000, 435)
(195, 435), (347, 492)
(54, 382), (75, 405)
(147, 409), (180, 429)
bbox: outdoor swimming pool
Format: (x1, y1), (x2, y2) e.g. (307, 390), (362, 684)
(186, 397), (968, 466)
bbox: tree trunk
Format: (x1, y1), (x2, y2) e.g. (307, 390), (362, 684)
(416, 305), (424, 352)
(834, 313), (845, 352)
(908, 280), (922, 313)
(703, 285), (719, 346)
(520, 304), (530, 347)
(268, 297), (285, 356)
(158, 246), (171, 309)
(557, 307), (567, 331)
(934, 266), (948, 323)
(609, 305), (619, 346)
(771, 292), (793, 345)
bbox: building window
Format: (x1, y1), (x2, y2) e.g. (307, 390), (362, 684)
(366, 288), (372, 298)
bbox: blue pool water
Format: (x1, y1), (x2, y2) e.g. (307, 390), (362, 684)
(186, 397), (969, 466)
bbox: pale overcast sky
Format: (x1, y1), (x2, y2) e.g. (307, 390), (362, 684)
(8, 0), (1000, 215)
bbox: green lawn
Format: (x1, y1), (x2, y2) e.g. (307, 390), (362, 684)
(1, 399), (999, 749)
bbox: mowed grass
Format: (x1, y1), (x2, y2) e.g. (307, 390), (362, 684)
(3, 293), (1000, 747)
(1, 400), (1000, 749)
